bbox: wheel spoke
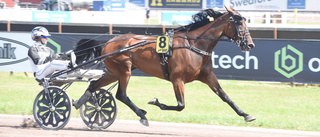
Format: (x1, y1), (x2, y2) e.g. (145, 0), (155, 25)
(53, 92), (62, 106)
(48, 112), (54, 126)
(101, 110), (112, 120)
(38, 105), (49, 112)
(99, 111), (109, 122)
(53, 111), (61, 126)
(38, 110), (50, 122)
(39, 94), (50, 106)
(93, 112), (100, 125)
(87, 110), (96, 121)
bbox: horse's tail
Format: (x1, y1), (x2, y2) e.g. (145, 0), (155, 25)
(75, 39), (106, 63)
(74, 39), (110, 71)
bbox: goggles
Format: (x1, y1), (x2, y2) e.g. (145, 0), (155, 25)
(42, 35), (48, 39)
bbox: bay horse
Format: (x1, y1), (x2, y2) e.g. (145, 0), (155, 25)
(74, 6), (256, 126)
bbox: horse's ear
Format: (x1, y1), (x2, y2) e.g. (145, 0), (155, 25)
(224, 5), (232, 13)
(230, 6), (235, 11)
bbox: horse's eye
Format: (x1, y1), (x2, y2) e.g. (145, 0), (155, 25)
(234, 15), (242, 20)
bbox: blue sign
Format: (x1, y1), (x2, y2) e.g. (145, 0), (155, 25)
(93, 0), (125, 11)
(129, 0), (145, 7)
(162, 12), (196, 25)
(206, 0), (223, 8)
(287, 0), (305, 9)
(32, 11), (70, 22)
(93, 1), (104, 11)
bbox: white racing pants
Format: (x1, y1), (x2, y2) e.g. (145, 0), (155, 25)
(35, 60), (69, 80)
(35, 61), (104, 80)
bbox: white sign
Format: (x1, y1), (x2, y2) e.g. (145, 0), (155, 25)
(224, 0), (285, 10)
(0, 32), (33, 72)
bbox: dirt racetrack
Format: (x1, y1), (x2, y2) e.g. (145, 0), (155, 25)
(0, 114), (319, 137)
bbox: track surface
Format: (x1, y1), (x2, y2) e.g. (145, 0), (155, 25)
(0, 114), (319, 137)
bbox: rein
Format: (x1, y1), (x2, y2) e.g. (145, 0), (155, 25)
(72, 35), (157, 55)
(72, 12), (248, 58)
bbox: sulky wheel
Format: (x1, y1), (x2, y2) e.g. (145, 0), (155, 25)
(80, 88), (117, 130)
(33, 86), (72, 130)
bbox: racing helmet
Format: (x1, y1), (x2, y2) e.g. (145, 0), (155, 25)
(31, 26), (51, 41)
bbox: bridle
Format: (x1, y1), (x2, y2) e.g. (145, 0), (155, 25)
(225, 12), (251, 51)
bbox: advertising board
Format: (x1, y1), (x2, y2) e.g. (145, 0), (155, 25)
(129, 0), (145, 7)
(0, 32), (33, 72)
(287, 0), (306, 9)
(93, 0), (125, 11)
(224, 0), (285, 10)
(162, 12), (196, 25)
(149, 0), (202, 8)
(213, 39), (320, 83)
(1, 32), (319, 83)
(32, 11), (71, 22)
(206, 0), (223, 8)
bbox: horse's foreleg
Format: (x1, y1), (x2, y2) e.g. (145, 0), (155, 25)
(148, 78), (185, 111)
(116, 74), (149, 126)
(200, 72), (256, 122)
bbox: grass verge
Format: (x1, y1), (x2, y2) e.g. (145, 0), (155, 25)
(0, 72), (319, 131)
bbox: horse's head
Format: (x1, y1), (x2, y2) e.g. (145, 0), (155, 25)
(224, 6), (255, 51)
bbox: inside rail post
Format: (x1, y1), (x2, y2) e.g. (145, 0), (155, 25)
(274, 27), (278, 39)
(7, 20), (10, 32)
(109, 24), (113, 34)
(162, 25), (166, 35)
(59, 22), (62, 33)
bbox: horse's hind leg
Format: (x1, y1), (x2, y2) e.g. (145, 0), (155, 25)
(200, 71), (256, 122)
(115, 71), (149, 126)
(73, 72), (117, 109)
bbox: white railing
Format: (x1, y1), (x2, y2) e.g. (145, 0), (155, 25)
(242, 12), (320, 26)
(1, 8), (320, 28)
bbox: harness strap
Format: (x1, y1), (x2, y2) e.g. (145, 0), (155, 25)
(159, 30), (174, 81)
(159, 54), (170, 80)
(173, 45), (212, 56)
(182, 28), (213, 56)
(189, 46), (212, 56)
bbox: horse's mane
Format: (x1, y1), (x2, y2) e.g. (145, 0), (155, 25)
(175, 9), (225, 32)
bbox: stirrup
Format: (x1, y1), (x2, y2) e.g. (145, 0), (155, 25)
(35, 78), (44, 85)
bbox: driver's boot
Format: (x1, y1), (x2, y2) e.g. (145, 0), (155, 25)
(73, 90), (92, 109)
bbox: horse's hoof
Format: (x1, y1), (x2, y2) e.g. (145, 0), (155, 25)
(148, 97), (159, 105)
(140, 119), (149, 126)
(245, 115), (256, 122)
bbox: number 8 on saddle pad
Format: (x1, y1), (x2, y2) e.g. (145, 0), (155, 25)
(156, 36), (169, 53)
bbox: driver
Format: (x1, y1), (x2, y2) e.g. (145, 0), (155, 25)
(28, 26), (76, 80)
